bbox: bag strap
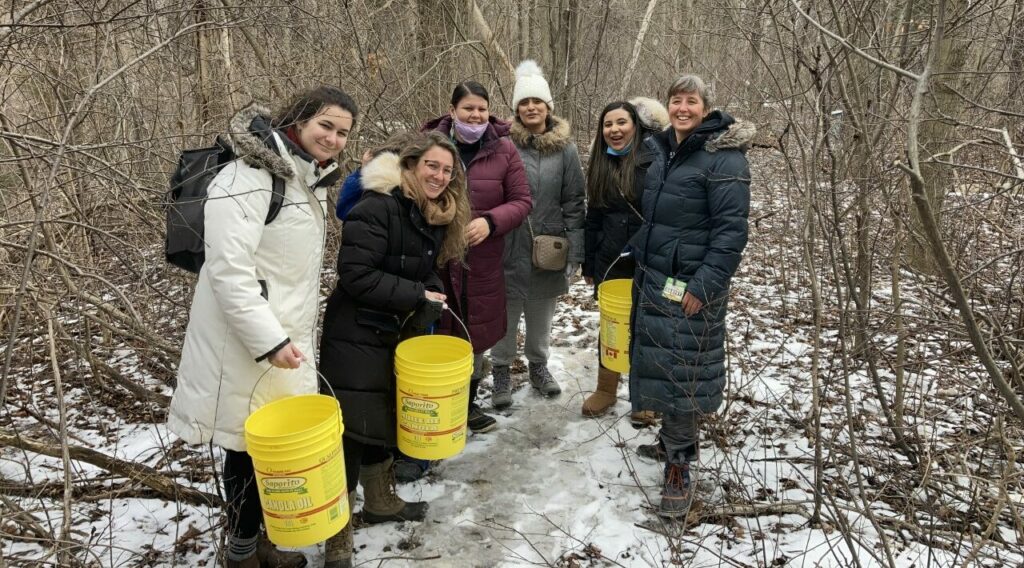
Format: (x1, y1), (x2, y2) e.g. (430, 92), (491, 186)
(265, 175), (286, 224)
(618, 185), (644, 222)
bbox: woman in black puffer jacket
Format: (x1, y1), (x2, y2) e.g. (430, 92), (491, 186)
(318, 132), (469, 565)
(581, 97), (667, 423)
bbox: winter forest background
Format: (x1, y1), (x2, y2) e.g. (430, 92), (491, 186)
(2, 0), (1024, 566)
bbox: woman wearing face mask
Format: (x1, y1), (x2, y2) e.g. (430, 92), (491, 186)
(318, 131), (470, 567)
(421, 81), (532, 434)
(580, 98), (668, 422)
(167, 86), (357, 568)
(488, 61), (585, 408)
(629, 75), (754, 519)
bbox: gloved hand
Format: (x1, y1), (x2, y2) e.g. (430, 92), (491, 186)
(565, 262), (581, 280)
(402, 298), (445, 335)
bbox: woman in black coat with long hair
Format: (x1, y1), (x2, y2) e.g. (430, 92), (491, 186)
(318, 131), (470, 566)
(581, 98), (667, 423)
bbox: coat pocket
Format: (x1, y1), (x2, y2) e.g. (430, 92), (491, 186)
(355, 307), (403, 341)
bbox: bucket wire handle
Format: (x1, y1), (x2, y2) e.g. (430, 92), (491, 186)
(598, 251), (635, 297)
(248, 358), (338, 414)
(441, 304), (473, 346)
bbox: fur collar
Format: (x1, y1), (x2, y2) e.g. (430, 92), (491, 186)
(509, 114), (572, 153)
(628, 97), (670, 131)
(224, 103), (296, 179)
(705, 119), (757, 152)
(360, 152), (402, 195)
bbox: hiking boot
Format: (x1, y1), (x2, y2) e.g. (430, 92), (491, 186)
(467, 403), (497, 433)
(658, 462), (694, 519)
(360, 456), (428, 524)
(637, 438), (667, 462)
(630, 410), (660, 428)
(528, 363), (561, 396)
(256, 535), (307, 567)
(491, 365), (512, 409)
(581, 366), (619, 417)
(323, 521), (353, 568)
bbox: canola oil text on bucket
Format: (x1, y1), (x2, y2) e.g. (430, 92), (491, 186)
(244, 394), (350, 547)
(394, 335), (473, 460)
(598, 278), (633, 374)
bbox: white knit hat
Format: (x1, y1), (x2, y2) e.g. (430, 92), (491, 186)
(512, 60), (554, 111)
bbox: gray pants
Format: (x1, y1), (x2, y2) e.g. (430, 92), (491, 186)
(471, 352), (487, 380)
(490, 296), (558, 367)
(661, 412), (700, 465)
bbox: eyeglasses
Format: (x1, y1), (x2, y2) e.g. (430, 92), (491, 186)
(423, 160), (454, 179)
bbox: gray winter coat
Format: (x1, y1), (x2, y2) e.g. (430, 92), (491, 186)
(628, 110), (754, 416)
(503, 116), (586, 300)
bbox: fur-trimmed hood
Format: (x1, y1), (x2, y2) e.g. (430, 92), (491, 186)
(705, 119), (756, 153)
(223, 103), (297, 179)
(509, 114), (572, 153)
(360, 152), (402, 195)
(629, 97), (670, 131)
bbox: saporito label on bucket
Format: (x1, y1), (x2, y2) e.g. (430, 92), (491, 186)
(401, 397), (439, 416)
(262, 477), (308, 494)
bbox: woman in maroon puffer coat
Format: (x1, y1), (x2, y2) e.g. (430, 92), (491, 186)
(421, 81), (532, 433)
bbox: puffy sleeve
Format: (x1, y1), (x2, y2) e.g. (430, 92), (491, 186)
(560, 143), (586, 263)
(687, 151), (750, 304)
(337, 194), (425, 313)
(202, 162), (289, 361)
(482, 140), (532, 236)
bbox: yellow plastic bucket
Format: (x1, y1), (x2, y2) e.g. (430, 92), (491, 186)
(394, 335), (472, 460)
(244, 394), (349, 548)
(598, 279), (633, 374)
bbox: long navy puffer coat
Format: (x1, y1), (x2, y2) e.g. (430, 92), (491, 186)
(628, 110), (754, 415)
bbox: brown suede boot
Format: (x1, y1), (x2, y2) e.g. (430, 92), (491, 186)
(581, 366), (619, 417)
(630, 410), (660, 428)
(256, 535), (307, 567)
(223, 555), (259, 568)
(323, 523), (353, 568)
(360, 456), (428, 524)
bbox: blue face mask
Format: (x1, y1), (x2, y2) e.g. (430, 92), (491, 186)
(606, 142), (632, 156)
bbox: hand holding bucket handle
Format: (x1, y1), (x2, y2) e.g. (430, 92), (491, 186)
(249, 358), (339, 414)
(268, 341), (305, 369)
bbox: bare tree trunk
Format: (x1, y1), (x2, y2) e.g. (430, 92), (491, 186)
(621, 0), (659, 96)
(909, 0), (970, 272)
(195, 1), (235, 131)
(672, 0), (694, 70)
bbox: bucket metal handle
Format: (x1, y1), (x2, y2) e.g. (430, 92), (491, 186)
(248, 360), (338, 415)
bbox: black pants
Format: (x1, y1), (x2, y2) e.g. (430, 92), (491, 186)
(342, 436), (390, 491)
(223, 449), (262, 542)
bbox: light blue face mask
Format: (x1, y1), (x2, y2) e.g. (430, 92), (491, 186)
(606, 142), (632, 156)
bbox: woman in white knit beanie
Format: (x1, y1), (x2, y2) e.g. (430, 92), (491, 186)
(488, 60), (586, 409)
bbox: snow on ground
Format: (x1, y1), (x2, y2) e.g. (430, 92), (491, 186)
(4, 149), (1022, 566)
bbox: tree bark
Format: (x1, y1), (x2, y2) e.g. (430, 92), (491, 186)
(909, 0), (970, 272)
(195, 1), (235, 131)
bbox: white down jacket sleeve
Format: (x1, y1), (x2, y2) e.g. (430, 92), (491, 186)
(202, 162), (288, 360)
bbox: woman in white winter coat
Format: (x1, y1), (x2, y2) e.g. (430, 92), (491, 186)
(167, 86), (358, 568)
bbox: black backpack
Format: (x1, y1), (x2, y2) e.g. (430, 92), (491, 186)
(165, 137), (285, 273)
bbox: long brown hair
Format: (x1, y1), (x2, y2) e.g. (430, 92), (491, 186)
(587, 101), (642, 208)
(398, 132), (470, 266)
